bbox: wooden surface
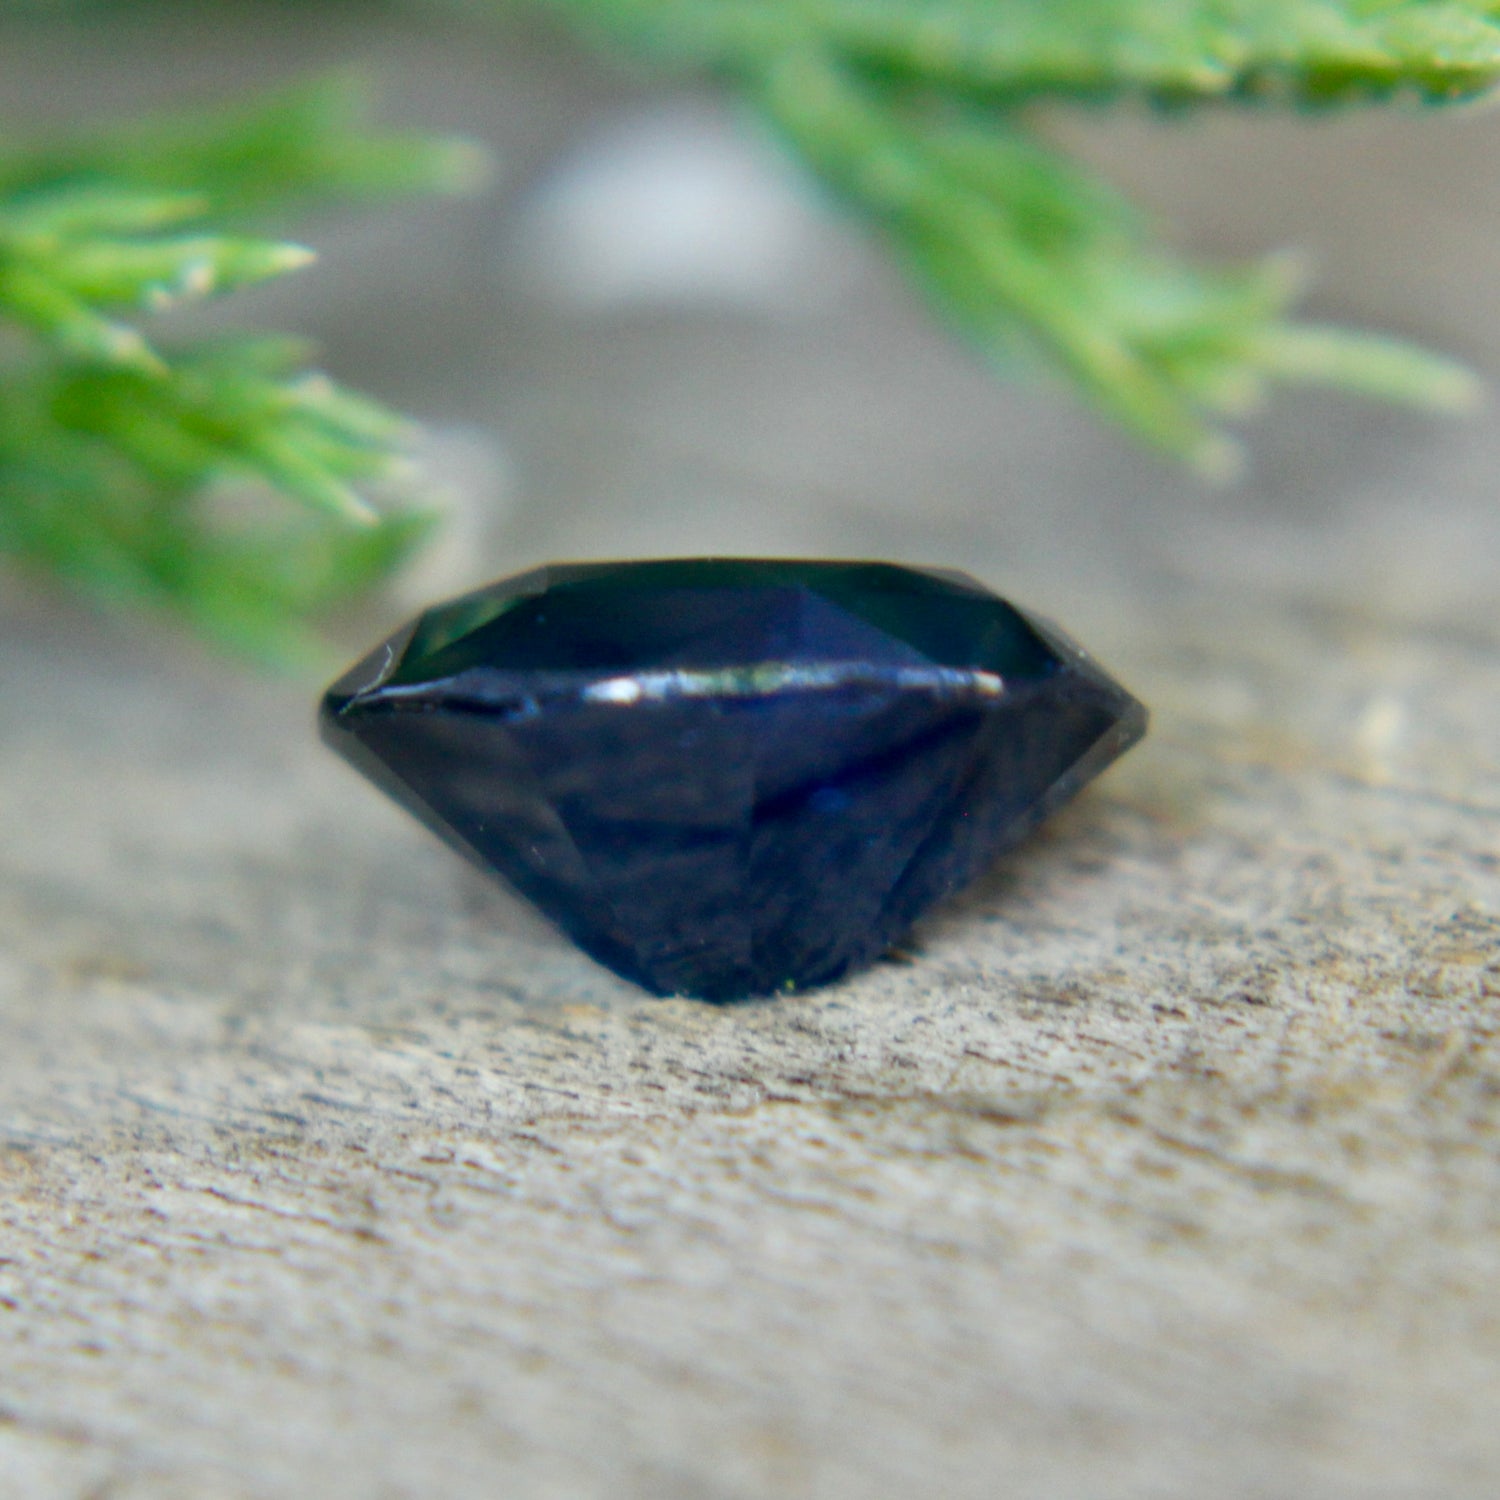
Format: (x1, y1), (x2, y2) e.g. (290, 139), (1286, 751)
(1, 9), (1499, 1498)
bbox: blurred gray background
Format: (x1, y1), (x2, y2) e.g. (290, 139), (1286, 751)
(1, 6), (1497, 1500)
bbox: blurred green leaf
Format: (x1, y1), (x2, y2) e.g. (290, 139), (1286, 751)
(0, 71), (484, 664)
(551, 0), (1500, 104)
(758, 48), (1479, 471)
(544, 0), (1495, 466)
(0, 71), (489, 216)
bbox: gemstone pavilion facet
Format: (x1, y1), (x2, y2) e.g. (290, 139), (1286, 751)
(321, 560), (1146, 1000)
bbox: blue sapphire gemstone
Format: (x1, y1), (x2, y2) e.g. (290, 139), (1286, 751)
(321, 560), (1146, 1000)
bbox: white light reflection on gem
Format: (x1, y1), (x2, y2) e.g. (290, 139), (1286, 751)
(581, 664), (1005, 704)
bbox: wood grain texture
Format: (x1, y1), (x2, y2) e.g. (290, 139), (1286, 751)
(1, 9), (1498, 1499)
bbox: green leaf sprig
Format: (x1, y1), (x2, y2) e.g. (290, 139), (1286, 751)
(0, 74), (484, 665)
(546, 0), (1495, 471)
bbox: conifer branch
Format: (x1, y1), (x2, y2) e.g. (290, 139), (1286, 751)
(546, 0), (1500, 104)
(544, 0), (1495, 470)
(0, 76), (480, 665)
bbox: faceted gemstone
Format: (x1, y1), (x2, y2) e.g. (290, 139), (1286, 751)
(320, 560), (1146, 1000)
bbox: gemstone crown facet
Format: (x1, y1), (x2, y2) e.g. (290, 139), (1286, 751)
(321, 559), (1146, 1000)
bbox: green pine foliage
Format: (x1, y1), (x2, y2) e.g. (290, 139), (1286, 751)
(3, 2), (1498, 661)
(0, 74), (482, 666)
(551, 0), (1500, 105)
(551, 0), (1495, 473)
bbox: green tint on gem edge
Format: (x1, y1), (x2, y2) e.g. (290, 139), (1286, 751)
(390, 559), (1062, 688)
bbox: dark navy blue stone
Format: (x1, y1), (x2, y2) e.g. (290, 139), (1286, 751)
(320, 560), (1146, 1000)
